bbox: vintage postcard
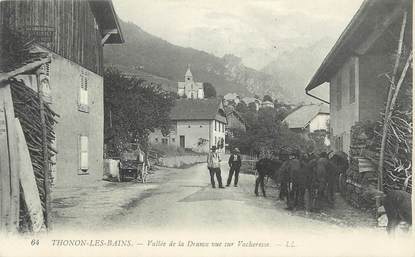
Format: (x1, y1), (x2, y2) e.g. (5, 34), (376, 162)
(0, 0), (413, 256)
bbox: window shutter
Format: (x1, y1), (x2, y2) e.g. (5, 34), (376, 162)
(79, 70), (89, 112)
(79, 135), (88, 171)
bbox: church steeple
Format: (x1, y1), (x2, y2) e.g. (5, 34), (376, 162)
(185, 64), (193, 81)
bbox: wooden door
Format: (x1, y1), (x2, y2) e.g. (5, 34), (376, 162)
(180, 135), (185, 148)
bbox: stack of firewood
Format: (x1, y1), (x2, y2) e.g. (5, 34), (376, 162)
(10, 79), (58, 231)
(342, 122), (379, 210)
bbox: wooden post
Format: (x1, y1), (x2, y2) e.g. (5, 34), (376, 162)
(0, 102), (10, 232)
(377, 11), (407, 208)
(0, 84), (20, 233)
(4, 85), (19, 233)
(36, 68), (52, 231)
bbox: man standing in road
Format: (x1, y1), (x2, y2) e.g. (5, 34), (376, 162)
(227, 148), (242, 187)
(207, 146), (224, 188)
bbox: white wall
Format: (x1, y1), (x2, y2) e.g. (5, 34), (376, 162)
(17, 52), (104, 188)
(149, 119), (226, 153)
(176, 120), (210, 152)
(329, 56), (359, 153)
(210, 120), (226, 153)
(309, 113), (329, 132)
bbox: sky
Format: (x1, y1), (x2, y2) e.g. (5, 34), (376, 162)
(112, 0), (364, 70)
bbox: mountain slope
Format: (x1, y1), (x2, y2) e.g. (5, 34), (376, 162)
(261, 37), (334, 103)
(104, 20), (288, 99)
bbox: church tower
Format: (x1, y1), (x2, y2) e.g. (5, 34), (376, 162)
(185, 65), (193, 82)
(177, 65), (204, 99)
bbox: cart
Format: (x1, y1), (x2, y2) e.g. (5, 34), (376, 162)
(118, 143), (147, 182)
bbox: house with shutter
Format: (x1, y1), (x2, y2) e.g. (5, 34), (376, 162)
(282, 104), (330, 146)
(305, 0), (412, 153)
(283, 104), (329, 133)
(0, 0), (124, 188)
(149, 98), (227, 153)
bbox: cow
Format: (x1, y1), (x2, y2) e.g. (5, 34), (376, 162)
(254, 158), (283, 197)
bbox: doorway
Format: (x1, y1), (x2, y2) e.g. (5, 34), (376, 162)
(180, 135), (185, 148)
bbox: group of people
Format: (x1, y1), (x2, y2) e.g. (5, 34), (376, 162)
(206, 146), (242, 188)
(206, 145), (347, 213)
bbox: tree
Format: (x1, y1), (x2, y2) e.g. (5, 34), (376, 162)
(230, 102), (316, 156)
(203, 82), (216, 98)
(235, 101), (248, 113)
(263, 94), (273, 102)
(104, 68), (175, 156)
(248, 102), (257, 112)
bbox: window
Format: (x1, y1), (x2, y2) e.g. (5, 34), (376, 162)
(336, 74), (342, 110)
(215, 121), (217, 131)
(188, 125), (191, 128)
(172, 138), (176, 143)
(79, 70), (89, 112)
(155, 138), (158, 142)
(198, 88), (203, 99)
(79, 135), (88, 174)
(162, 138), (168, 144)
(349, 64), (356, 103)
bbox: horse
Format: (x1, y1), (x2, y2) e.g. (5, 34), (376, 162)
(254, 158), (283, 197)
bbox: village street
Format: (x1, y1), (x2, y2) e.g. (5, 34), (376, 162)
(53, 160), (376, 234)
(48, 161), (415, 256)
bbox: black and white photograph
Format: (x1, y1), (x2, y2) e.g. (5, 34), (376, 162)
(0, 0), (413, 256)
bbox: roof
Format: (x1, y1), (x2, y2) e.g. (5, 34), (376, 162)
(0, 27), (51, 82)
(88, 0), (124, 44)
(170, 98), (227, 123)
(305, 0), (409, 91)
(185, 67), (193, 78)
(224, 106), (245, 124)
(283, 104), (329, 129)
(241, 97), (261, 104)
(224, 93), (239, 100)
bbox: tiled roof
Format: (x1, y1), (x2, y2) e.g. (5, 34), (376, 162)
(283, 104), (329, 129)
(170, 98), (227, 123)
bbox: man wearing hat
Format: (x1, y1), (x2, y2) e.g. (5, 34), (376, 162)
(227, 148), (242, 187)
(207, 146), (224, 188)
